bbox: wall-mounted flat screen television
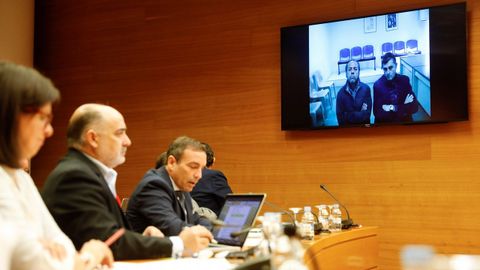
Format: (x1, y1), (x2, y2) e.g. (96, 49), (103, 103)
(281, 2), (467, 130)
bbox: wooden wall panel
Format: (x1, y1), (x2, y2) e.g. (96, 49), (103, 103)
(32, 0), (478, 269)
(0, 0), (34, 66)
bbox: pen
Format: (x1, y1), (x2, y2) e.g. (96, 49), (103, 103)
(105, 228), (125, 246)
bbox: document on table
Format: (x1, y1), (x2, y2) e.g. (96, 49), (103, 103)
(113, 258), (235, 270)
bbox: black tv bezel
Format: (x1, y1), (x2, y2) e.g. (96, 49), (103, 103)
(280, 2), (468, 131)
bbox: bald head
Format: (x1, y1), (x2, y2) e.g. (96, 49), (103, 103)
(67, 104), (120, 146)
(67, 103), (131, 168)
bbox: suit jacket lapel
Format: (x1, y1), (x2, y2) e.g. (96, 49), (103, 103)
(67, 148), (126, 221)
(157, 167), (188, 222)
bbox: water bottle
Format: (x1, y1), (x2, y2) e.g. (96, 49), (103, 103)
(300, 206), (315, 240)
(317, 204), (330, 231)
(329, 204), (342, 232)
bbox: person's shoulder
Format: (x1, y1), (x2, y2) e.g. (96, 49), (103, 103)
(48, 151), (97, 181)
(373, 76), (385, 85)
(43, 158), (104, 199)
(396, 73), (410, 82)
(373, 76), (387, 89)
(338, 83), (348, 92)
(143, 168), (169, 181)
(336, 86), (348, 98)
(203, 168), (227, 179)
(359, 81), (371, 89)
(140, 168), (171, 189)
(142, 168), (159, 178)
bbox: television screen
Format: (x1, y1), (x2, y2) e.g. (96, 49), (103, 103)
(281, 2), (467, 130)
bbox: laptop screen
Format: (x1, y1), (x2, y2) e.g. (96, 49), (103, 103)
(212, 193), (266, 247)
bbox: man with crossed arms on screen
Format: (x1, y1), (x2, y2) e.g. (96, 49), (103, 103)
(336, 60), (372, 125)
(373, 52), (418, 123)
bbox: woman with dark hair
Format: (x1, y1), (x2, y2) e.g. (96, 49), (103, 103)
(0, 61), (113, 270)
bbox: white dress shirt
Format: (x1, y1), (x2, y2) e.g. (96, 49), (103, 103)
(0, 165), (76, 270)
(83, 153), (118, 197)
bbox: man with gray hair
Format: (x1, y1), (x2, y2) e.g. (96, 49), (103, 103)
(42, 104), (212, 260)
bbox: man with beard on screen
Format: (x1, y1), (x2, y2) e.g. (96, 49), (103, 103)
(336, 60), (372, 125)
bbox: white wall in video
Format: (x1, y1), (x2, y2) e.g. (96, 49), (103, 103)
(308, 9), (431, 127)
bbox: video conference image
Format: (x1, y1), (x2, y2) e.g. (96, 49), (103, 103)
(308, 9), (431, 127)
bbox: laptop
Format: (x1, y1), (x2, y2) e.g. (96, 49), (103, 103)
(208, 193), (266, 250)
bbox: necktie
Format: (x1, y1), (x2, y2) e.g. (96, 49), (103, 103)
(175, 191), (188, 222)
(115, 194), (122, 207)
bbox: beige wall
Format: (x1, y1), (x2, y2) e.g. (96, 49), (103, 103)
(32, 0), (478, 269)
(0, 0), (34, 66)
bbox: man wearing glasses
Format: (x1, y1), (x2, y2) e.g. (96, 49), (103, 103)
(373, 52), (418, 123)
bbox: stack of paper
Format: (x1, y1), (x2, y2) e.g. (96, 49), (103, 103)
(114, 258), (234, 270)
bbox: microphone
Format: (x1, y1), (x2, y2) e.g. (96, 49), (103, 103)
(320, 184), (354, 229)
(210, 219), (226, 227)
(230, 226), (254, 238)
(263, 201), (296, 227)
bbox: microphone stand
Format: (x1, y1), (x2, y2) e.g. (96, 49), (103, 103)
(320, 184), (355, 229)
(296, 208), (324, 235)
(262, 201), (297, 229)
(310, 210), (325, 234)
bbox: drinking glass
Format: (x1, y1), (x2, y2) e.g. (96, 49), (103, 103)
(259, 212), (283, 255)
(263, 212), (283, 240)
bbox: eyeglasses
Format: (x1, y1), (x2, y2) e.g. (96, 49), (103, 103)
(382, 65), (395, 72)
(23, 109), (53, 129)
(36, 111), (53, 128)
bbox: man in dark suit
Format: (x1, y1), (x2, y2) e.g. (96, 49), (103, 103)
(126, 136), (213, 236)
(42, 104), (212, 260)
(191, 143), (233, 216)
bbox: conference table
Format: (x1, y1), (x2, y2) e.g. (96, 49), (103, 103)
(303, 226), (379, 270)
(114, 226), (379, 270)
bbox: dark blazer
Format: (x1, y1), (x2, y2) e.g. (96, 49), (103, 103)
(126, 166), (212, 236)
(41, 148), (173, 260)
(191, 168), (233, 216)
(373, 74), (419, 123)
(336, 81), (372, 125)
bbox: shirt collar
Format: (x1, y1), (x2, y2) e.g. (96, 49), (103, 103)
(347, 81), (360, 97)
(82, 153), (118, 197)
(169, 175), (180, 192)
